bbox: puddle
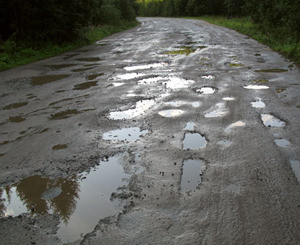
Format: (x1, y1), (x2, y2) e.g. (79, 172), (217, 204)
(9, 116), (26, 123)
(276, 88), (286, 93)
(224, 184), (240, 194)
(180, 159), (206, 191)
(255, 53), (261, 56)
(254, 69), (288, 73)
(164, 47), (196, 56)
(52, 144), (68, 150)
(0, 153), (4, 157)
(103, 127), (148, 142)
(49, 98), (73, 106)
(73, 81), (98, 90)
(205, 103), (227, 118)
(138, 77), (167, 85)
(184, 122), (195, 131)
(290, 159), (300, 183)
(115, 73), (146, 80)
(0, 153), (131, 243)
(225, 121), (245, 133)
(31, 75), (69, 86)
(201, 75), (215, 79)
(217, 140), (232, 147)
(124, 63), (166, 71)
(112, 82), (125, 87)
(251, 99), (265, 108)
(163, 77), (195, 89)
(222, 97), (235, 101)
(274, 139), (290, 148)
(183, 132), (207, 150)
(244, 85), (269, 90)
(108, 100), (155, 120)
(252, 79), (269, 84)
(192, 102), (200, 108)
(229, 63), (244, 67)
(49, 64), (76, 70)
(158, 109), (184, 117)
(76, 57), (102, 62)
(3, 102), (28, 110)
(86, 73), (104, 80)
(72, 67), (94, 72)
(50, 109), (80, 120)
(261, 114), (285, 127)
(196, 86), (217, 94)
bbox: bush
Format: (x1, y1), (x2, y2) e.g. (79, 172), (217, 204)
(95, 4), (122, 25)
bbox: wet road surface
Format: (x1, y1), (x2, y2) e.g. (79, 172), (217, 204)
(0, 17), (300, 244)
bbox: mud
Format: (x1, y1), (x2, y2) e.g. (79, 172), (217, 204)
(73, 81), (98, 90)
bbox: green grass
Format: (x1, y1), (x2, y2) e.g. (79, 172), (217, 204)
(186, 16), (300, 66)
(0, 20), (139, 72)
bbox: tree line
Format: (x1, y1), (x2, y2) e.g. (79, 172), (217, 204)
(137, 0), (300, 41)
(0, 0), (137, 45)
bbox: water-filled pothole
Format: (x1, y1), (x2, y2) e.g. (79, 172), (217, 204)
(52, 144), (68, 150)
(244, 85), (269, 90)
(9, 116), (26, 123)
(290, 159), (300, 183)
(205, 103), (227, 118)
(103, 127), (148, 142)
(73, 81), (98, 90)
(31, 75), (69, 86)
(261, 114), (285, 127)
(196, 86), (217, 94)
(183, 132), (207, 150)
(251, 99), (265, 108)
(115, 73), (146, 80)
(158, 109), (184, 117)
(3, 102), (28, 110)
(224, 121), (245, 133)
(222, 97), (235, 101)
(124, 63), (166, 71)
(163, 77), (195, 89)
(50, 109), (80, 120)
(109, 100), (155, 120)
(184, 122), (195, 131)
(274, 139), (290, 148)
(86, 73), (104, 80)
(180, 159), (206, 191)
(0, 153), (131, 243)
(254, 69), (288, 73)
(252, 79), (269, 84)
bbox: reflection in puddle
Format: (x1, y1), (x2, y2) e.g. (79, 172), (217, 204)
(222, 97), (235, 101)
(163, 77), (195, 89)
(164, 100), (200, 108)
(183, 132), (207, 150)
(224, 184), (240, 194)
(225, 121), (245, 133)
(244, 85), (269, 90)
(217, 140), (232, 147)
(124, 63), (166, 71)
(9, 116), (26, 123)
(31, 75), (69, 86)
(52, 144), (68, 150)
(205, 103), (227, 118)
(3, 102), (28, 110)
(73, 81), (98, 90)
(290, 159), (300, 183)
(201, 75), (215, 79)
(184, 122), (195, 131)
(115, 73), (146, 80)
(196, 86), (217, 94)
(261, 114), (285, 127)
(254, 69), (288, 73)
(180, 159), (206, 191)
(112, 82), (125, 87)
(76, 57), (102, 62)
(109, 100), (155, 120)
(50, 109), (80, 120)
(251, 99), (265, 108)
(158, 109), (184, 117)
(0, 154), (131, 243)
(274, 139), (290, 148)
(103, 127), (148, 142)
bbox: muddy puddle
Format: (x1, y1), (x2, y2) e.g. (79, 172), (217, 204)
(183, 132), (207, 150)
(49, 64), (76, 70)
(261, 114), (285, 127)
(225, 121), (245, 133)
(73, 81), (98, 90)
(254, 69), (288, 73)
(180, 159), (206, 191)
(244, 85), (269, 90)
(290, 159), (300, 183)
(196, 86), (217, 94)
(158, 109), (184, 117)
(9, 116), (26, 123)
(205, 103), (227, 118)
(86, 73), (104, 80)
(124, 63), (166, 71)
(103, 127), (148, 142)
(0, 153), (132, 243)
(251, 99), (265, 108)
(163, 77), (195, 89)
(109, 100), (155, 120)
(274, 139), (290, 148)
(31, 75), (69, 86)
(50, 109), (80, 120)
(3, 102), (28, 110)
(76, 57), (102, 62)
(52, 144), (68, 150)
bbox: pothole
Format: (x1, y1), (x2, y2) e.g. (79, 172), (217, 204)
(108, 100), (155, 120)
(50, 109), (80, 120)
(205, 103), (227, 118)
(124, 63), (166, 71)
(261, 114), (285, 127)
(183, 132), (207, 150)
(158, 109), (184, 117)
(115, 73), (146, 80)
(251, 99), (265, 108)
(224, 121), (245, 133)
(0, 153), (131, 243)
(163, 77), (195, 89)
(9, 116), (26, 123)
(196, 86), (217, 94)
(86, 73), (104, 80)
(290, 159), (300, 183)
(52, 144), (68, 150)
(31, 75), (69, 86)
(274, 139), (290, 148)
(180, 159), (206, 191)
(73, 81), (98, 90)
(102, 127), (148, 142)
(244, 85), (269, 90)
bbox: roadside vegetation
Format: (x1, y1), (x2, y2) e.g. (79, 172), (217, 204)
(137, 0), (300, 65)
(0, 0), (138, 71)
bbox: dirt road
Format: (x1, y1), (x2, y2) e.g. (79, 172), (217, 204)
(0, 17), (300, 244)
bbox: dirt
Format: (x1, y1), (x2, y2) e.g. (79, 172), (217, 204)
(0, 17), (300, 244)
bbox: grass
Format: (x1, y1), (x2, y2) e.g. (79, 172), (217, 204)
(186, 16), (300, 66)
(0, 20), (139, 72)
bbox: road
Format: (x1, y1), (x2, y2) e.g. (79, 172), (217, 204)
(0, 17), (300, 244)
